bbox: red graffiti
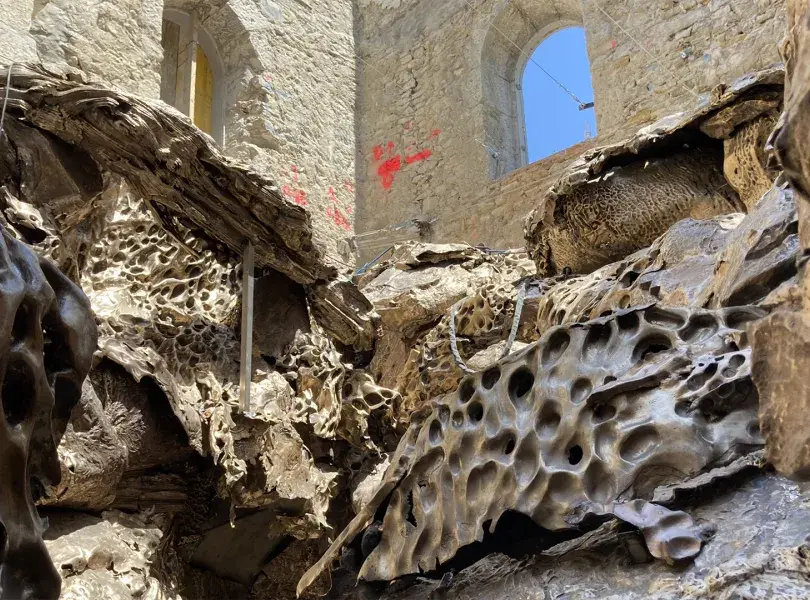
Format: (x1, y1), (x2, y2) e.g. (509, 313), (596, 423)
(327, 184), (354, 218)
(430, 129), (441, 139)
(327, 205), (351, 231)
(282, 165), (307, 206)
(405, 149), (432, 164)
(378, 155), (402, 190)
(611, 39), (618, 49)
(372, 135), (436, 190)
(344, 179), (354, 194)
(282, 184), (307, 206)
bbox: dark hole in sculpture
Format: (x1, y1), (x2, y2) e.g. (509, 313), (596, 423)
(620, 270), (640, 288)
(13, 223), (48, 245)
(617, 311), (640, 331)
(459, 378), (475, 404)
(42, 320), (72, 382)
(2, 359), (33, 426)
(567, 445), (583, 465)
(11, 304), (30, 345)
(592, 403), (616, 423)
(406, 490), (418, 527)
(633, 335), (672, 362)
(481, 367), (501, 389)
(508, 368), (534, 407)
(504, 436), (516, 455)
(468, 401), (484, 423)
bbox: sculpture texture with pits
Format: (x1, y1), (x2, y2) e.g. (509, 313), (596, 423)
(299, 303), (765, 593)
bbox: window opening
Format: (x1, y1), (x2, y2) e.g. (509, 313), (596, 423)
(521, 27), (596, 163)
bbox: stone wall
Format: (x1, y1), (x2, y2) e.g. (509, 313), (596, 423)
(584, 0), (786, 136)
(1, 0), (357, 261)
(0, 0), (38, 63)
(355, 0), (786, 258)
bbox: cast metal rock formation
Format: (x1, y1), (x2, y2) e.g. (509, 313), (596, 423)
(299, 303), (763, 591)
(525, 67), (783, 277)
(0, 226), (97, 599)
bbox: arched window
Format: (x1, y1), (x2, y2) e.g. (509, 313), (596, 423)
(160, 9), (224, 143)
(519, 27), (596, 163)
(480, 1), (596, 178)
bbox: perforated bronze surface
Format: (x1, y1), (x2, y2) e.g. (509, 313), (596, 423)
(299, 304), (764, 591)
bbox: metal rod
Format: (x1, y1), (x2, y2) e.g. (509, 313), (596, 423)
(239, 242), (255, 412)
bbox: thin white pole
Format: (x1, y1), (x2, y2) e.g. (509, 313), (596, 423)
(239, 242), (255, 412)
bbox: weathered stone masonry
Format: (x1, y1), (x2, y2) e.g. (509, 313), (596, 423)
(7, 0), (358, 261)
(355, 0), (786, 258)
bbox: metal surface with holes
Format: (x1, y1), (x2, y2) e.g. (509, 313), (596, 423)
(299, 303), (765, 591)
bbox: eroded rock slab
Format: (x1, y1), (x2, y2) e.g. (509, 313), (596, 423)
(361, 473), (810, 600)
(299, 304), (764, 591)
(526, 67), (783, 276)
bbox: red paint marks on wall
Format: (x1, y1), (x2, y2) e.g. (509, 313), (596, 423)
(611, 39), (618, 49)
(344, 179), (354, 194)
(327, 186), (339, 204)
(282, 184), (307, 206)
(371, 132), (437, 189)
(326, 185), (354, 226)
(405, 149), (432, 164)
(378, 155), (403, 190)
(282, 165), (307, 206)
(327, 205), (351, 231)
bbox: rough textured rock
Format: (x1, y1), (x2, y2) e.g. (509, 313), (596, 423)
(527, 146), (740, 276)
(0, 5), (803, 599)
(354, 473), (810, 600)
(0, 63), (394, 598)
(0, 64), (376, 349)
(359, 243), (534, 422)
(530, 182), (798, 335)
(526, 67), (783, 276)
(43, 510), (178, 600)
(299, 303), (764, 590)
(751, 0), (810, 482)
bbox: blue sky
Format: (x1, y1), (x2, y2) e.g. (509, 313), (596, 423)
(522, 27), (597, 163)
